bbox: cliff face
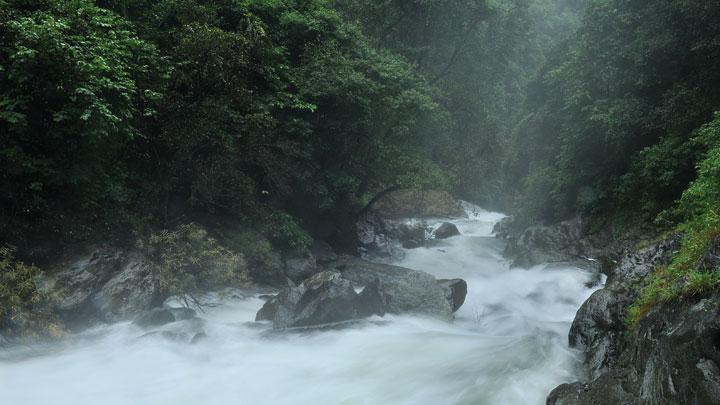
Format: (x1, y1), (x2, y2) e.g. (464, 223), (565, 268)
(539, 235), (720, 405)
(496, 217), (720, 404)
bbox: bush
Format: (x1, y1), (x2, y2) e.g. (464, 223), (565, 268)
(221, 230), (282, 275)
(139, 224), (249, 306)
(0, 245), (63, 338)
(261, 211), (312, 251)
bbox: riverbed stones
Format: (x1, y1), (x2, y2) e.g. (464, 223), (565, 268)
(256, 271), (367, 329)
(433, 222), (460, 239)
(332, 256), (463, 317)
(257, 257), (468, 329)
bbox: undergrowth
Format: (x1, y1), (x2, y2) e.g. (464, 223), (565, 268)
(628, 114), (720, 328)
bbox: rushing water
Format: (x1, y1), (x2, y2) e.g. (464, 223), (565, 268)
(0, 208), (601, 405)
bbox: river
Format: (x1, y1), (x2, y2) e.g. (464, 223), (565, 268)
(0, 207), (600, 404)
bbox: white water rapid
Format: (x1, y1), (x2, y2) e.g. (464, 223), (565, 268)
(0, 207), (601, 405)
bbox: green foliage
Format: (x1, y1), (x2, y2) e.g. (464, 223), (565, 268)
(220, 229), (282, 274)
(0, 245), (40, 328)
(261, 211), (313, 250)
(139, 224), (249, 303)
(628, 115), (720, 327)
(0, 245), (63, 338)
(507, 0), (720, 224)
(339, 0), (588, 206)
(0, 0), (164, 245)
(1, 0), (467, 254)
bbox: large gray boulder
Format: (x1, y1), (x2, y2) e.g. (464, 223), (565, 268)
(257, 257), (468, 329)
(256, 271), (378, 329)
(45, 247), (161, 330)
(330, 256), (464, 318)
(95, 254), (161, 323)
(369, 189), (466, 219)
(433, 222), (460, 239)
(438, 279), (467, 312)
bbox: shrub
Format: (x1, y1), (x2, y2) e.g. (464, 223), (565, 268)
(0, 245), (63, 338)
(261, 211), (312, 251)
(139, 224), (249, 306)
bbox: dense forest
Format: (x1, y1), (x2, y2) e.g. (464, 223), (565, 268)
(1, 0), (720, 343)
(0, 0), (590, 257)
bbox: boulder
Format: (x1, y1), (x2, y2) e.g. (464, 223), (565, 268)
(398, 223), (428, 249)
(256, 271), (375, 329)
(369, 189), (466, 219)
(310, 240), (339, 265)
(44, 247), (162, 330)
(356, 212), (403, 259)
(49, 248), (127, 328)
(243, 236), (285, 286)
(433, 222), (460, 239)
(330, 256), (462, 317)
(355, 278), (389, 317)
(438, 279), (467, 312)
(138, 316), (206, 343)
(94, 255), (161, 323)
(133, 307), (198, 329)
(283, 249), (319, 284)
(546, 238), (720, 405)
(133, 308), (176, 328)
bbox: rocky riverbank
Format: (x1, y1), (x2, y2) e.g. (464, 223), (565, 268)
(498, 217), (720, 404)
(0, 190), (470, 345)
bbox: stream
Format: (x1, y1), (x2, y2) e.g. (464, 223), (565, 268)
(0, 208), (601, 405)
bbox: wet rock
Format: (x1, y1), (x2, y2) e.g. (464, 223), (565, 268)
(547, 238), (720, 405)
(398, 223), (428, 249)
(168, 307), (197, 321)
(505, 218), (586, 268)
(256, 271), (369, 329)
(369, 189), (466, 219)
(47, 247), (162, 329)
(283, 249), (318, 284)
(191, 332), (207, 344)
(356, 278), (389, 317)
(310, 240), (338, 265)
(547, 369), (638, 405)
(330, 256), (458, 317)
(50, 248), (126, 325)
(133, 308), (176, 328)
(133, 307), (198, 329)
(492, 216), (517, 240)
(255, 298), (278, 322)
(356, 212), (403, 259)
(433, 222), (460, 239)
(94, 255), (161, 323)
(438, 279), (467, 312)
(569, 239), (679, 379)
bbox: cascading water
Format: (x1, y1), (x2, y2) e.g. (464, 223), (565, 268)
(0, 206), (601, 405)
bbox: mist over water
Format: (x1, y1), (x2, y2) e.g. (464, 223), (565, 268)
(0, 207), (600, 405)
